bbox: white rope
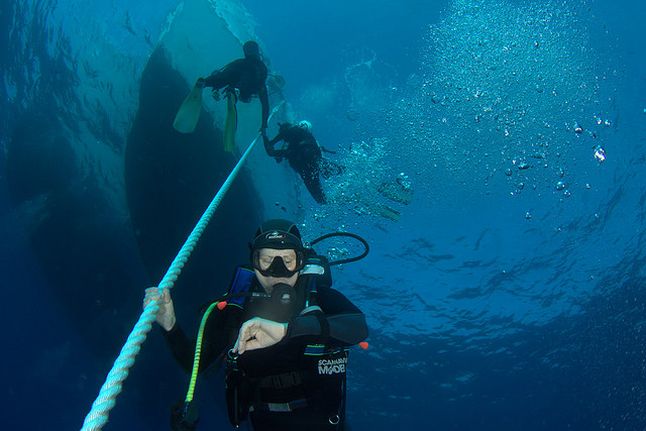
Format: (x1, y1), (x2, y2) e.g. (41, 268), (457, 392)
(80, 128), (268, 430)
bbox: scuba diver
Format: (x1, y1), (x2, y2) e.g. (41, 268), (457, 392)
(263, 121), (344, 204)
(143, 219), (369, 431)
(196, 40), (269, 130)
(172, 41), (269, 148)
(193, 40), (269, 152)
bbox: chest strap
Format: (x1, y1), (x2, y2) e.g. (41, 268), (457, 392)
(258, 371), (303, 390)
(249, 398), (309, 413)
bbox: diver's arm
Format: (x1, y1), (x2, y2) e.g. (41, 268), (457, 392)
(286, 312), (368, 346)
(233, 288), (367, 353)
(285, 287), (368, 346)
(259, 84), (269, 130)
(263, 133), (287, 158)
(163, 310), (232, 373)
(163, 323), (198, 372)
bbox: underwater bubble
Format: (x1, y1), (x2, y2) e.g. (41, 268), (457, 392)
(593, 146), (606, 162)
(327, 247), (350, 262)
(525, 211), (532, 220)
(505, 168), (513, 177)
(396, 172), (412, 189)
(555, 181), (566, 191)
(563, 190), (571, 197)
(517, 161), (530, 170)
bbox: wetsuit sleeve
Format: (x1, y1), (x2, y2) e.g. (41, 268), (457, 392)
(264, 132), (287, 158)
(163, 308), (236, 373)
(203, 60), (244, 89)
(259, 84), (269, 130)
(285, 287), (368, 347)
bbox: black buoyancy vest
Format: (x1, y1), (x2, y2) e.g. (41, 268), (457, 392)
(224, 254), (348, 426)
(237, 57), (266, 101)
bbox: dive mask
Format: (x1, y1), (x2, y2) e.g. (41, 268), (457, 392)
(252, 250), (304, 278)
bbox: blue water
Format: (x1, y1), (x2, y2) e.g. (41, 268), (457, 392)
(1, 0), (645, 430)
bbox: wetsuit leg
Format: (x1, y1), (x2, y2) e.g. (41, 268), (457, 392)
(320, 159), (345, 179)
(299, 169), (327, 204)
(288, 151), (327, 204)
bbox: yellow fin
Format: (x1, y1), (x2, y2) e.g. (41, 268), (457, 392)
(173, 84), (203, 134)
(223, 91), (237, 153)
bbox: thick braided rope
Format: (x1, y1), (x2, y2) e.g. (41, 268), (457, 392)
(80, 132), (263, 431)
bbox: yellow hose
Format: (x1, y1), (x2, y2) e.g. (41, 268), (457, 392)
(185, 302), (220, 402)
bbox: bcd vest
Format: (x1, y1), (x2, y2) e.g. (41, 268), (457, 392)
(224, 254), (349, 428)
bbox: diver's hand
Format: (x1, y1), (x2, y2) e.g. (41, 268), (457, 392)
(233, 317), (287, 354)
(143, 287), (177, 331)
(196, 77), (206, 89)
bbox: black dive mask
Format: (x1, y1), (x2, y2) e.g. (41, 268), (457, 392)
(252, 251), (303, 278)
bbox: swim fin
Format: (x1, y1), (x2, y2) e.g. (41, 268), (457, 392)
(373, 204), (400, 221)
(173, 84), (203, 134)
(223, 91), (238, 153)
(377, 181), (413, 205)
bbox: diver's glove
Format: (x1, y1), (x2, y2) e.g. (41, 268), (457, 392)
(171, 400), (199, 431)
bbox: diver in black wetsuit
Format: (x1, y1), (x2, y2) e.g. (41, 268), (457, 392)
(143, 219), (368, 431)
(263, 121), (344, 204)
(196, 40), (270, 132)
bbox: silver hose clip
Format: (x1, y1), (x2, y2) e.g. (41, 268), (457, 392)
(227, 348), (240, 371)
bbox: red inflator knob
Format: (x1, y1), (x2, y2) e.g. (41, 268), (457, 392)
(358, 341), (369, 350)
(216, 301), (227, 310)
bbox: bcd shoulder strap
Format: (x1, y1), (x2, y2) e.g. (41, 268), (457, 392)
(226, 266), (255, 309)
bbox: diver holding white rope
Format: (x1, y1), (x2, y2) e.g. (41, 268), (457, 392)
(143, 219), (369, 430)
